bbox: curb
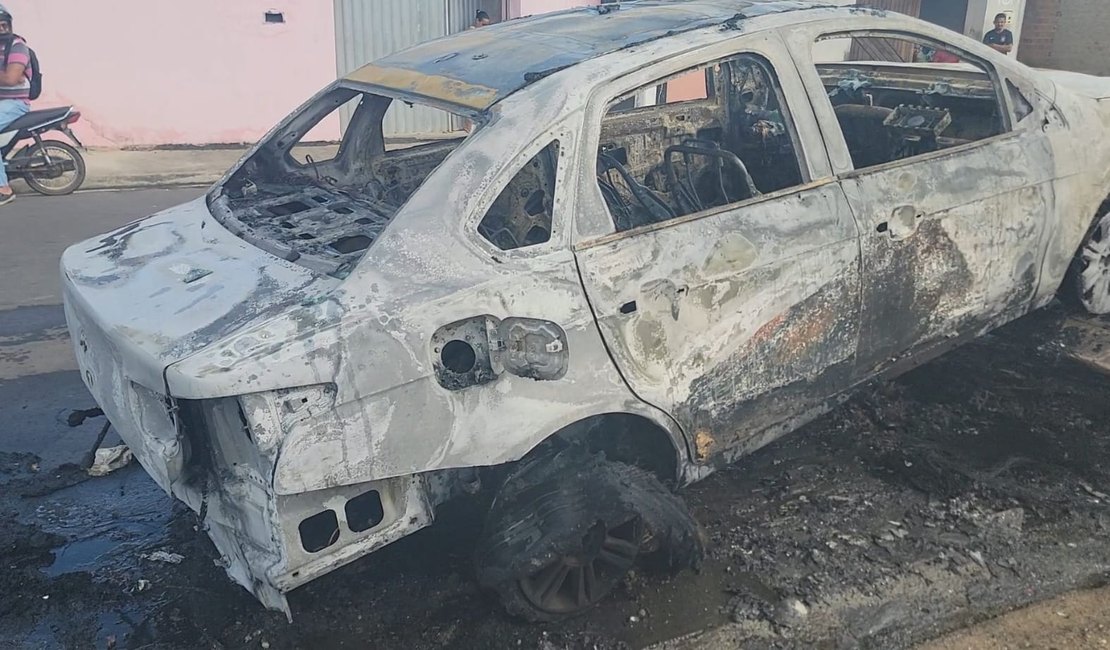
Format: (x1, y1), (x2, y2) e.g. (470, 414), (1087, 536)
(71, 147), (248, 192)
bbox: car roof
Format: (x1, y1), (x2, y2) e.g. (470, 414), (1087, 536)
(344, 0), (832, 110)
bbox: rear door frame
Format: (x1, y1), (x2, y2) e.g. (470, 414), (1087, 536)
(571, 30), (864, 467)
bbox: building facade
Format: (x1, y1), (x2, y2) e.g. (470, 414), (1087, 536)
(858, 0), (1029, 56)
(6, 0), (597, 148)
(1019, 0), (1110, 77)
(5, 0), (1101, 148)
(856, 0), (1110, 76)
(10, 0), (339, 148)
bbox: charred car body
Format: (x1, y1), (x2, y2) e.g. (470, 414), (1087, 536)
(62, 0), (1110, 620)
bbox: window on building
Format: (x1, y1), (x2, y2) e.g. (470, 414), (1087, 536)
(595, 53), (806, 233)
(919, 0), (970, 33)
(812, 33), (1008, 170)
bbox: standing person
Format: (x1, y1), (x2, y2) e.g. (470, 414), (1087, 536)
(464, 10), (493, 131)
(983, 13), (1015, 55)
(0, 4), (29, 205)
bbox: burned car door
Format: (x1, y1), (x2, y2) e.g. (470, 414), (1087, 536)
(574, 39), (861, 463)
(793, 27), (1053, 377)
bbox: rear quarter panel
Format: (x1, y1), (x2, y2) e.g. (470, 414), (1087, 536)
(170, 110), (683, 494)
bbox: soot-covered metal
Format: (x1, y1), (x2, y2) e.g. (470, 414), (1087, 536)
(223, 184), (400, 277)
(59, 0), (1110, 623)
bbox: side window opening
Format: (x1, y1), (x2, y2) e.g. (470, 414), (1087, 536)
(596, 54), (806, 233)
(478, 141), (559, 251)
(812, 33), (1009, 171)
(609, 67), (716, 114)
(1006, 79), (1034, 122)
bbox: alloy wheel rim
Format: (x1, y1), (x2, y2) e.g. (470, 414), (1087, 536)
(517, 518), (641, 615)
(1078, 216), (1110, 313)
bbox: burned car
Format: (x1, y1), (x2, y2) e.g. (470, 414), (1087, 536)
(62, 0), (1110, 621)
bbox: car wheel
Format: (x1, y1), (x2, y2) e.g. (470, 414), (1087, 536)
(474, 447), (703, 622)
(1070, 211), (1110, 315)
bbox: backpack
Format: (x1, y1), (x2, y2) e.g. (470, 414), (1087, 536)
(27, 47), (40, 100)
(2, 36), (40, 100)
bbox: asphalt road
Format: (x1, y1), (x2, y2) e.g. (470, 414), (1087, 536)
(0, 188), (201, 310)
(0, 189), (199, 466)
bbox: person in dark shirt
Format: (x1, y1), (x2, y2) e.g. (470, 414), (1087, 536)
(983, 13), (1014, 55)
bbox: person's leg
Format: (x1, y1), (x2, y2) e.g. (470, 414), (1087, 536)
(0, 99), (30, 201)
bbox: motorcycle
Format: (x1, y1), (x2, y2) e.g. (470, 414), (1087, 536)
(0, 105), (86, 195)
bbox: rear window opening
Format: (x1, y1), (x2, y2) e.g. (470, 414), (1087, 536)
(210, 86), (473, 278)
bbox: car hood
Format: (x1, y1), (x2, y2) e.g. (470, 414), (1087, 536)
(61, 196), (337, 393)
(1041, 69), (1110, 100)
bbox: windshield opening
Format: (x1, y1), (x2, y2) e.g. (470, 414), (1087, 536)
(210, 86), (474, 278)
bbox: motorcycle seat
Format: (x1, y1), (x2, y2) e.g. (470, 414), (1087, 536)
(7, 107), (73, 132)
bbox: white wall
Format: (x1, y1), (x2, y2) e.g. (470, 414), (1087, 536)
(7, 0), (339, 147)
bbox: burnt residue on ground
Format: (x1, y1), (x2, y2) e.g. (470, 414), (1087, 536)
(4, 307), (1110, 649)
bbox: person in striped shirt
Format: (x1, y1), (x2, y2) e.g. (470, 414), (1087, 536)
(0, 5), (31, 205)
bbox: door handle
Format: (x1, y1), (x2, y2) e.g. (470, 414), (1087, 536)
(630, 279), (688, 320)
(617, 281), (689, 317)
(877, 205), (923, 241)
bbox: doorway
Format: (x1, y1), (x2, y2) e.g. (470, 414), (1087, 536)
(920, 0), (971, 34)
(447, 0), (504, 33)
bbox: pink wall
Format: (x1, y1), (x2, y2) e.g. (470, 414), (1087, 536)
(6, 0), (338, 147)
(506, 0), (601, 18)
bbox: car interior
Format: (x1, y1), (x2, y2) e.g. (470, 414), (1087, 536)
(476, 141), (560, 251)
(214, 90), (470, 276)
(594, 54), (805, 233)
(816, 36), (1006, 170)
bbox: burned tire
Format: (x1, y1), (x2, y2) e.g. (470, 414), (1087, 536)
(1068, 211), (1110, 314)
(474, 447), (703, 622)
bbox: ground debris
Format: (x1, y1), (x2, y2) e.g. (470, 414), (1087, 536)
(87, 445), (132, 477)
(141, 551), (185, 565)
(66, 407), (104, 428)
(8, 309), (1110, 649)
(771, 597), (809, 627)
(1079, 480), (1110, 501)
(980, 507), (1026, 538)
(968, 550), (988, 570)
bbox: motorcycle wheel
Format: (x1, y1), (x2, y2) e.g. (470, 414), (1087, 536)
(22, 140), (87, 196)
